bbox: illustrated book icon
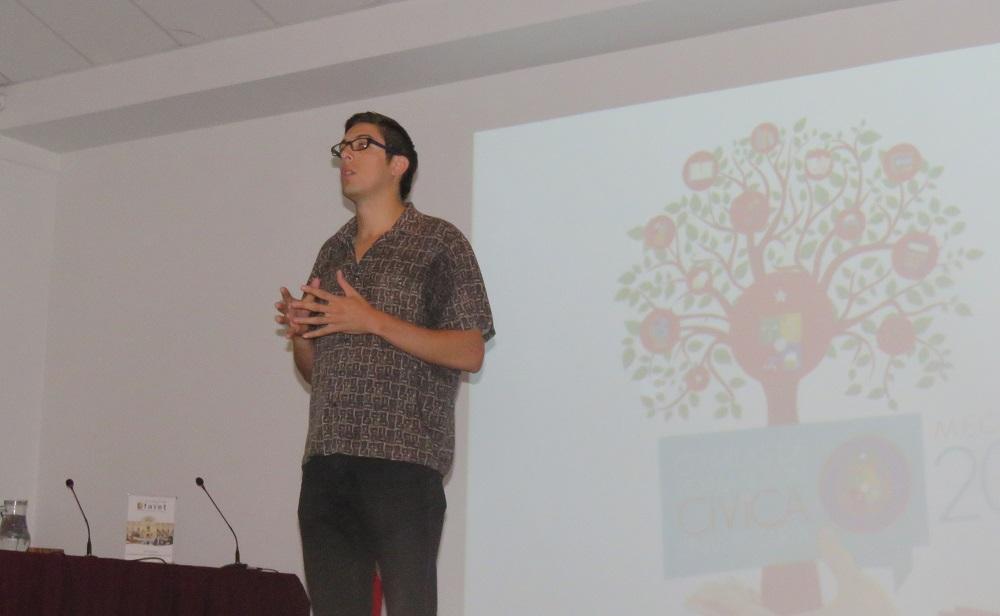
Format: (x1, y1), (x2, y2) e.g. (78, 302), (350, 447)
(125, 494), (176, 562)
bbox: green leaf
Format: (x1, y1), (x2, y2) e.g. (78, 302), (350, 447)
(951, 221), (966, 235)
(730, 377), (746, 388)
(859, 130), (881, 145)
(713, 349), (733, 365)
(619, 272), (636, 284)
(641, 396), (654, 409)
(867, 387), (885, 399)
(615, 287), (630, 302)
(800, 240), (818, 259)
(628, 226), (644, 240)
(714, 407), (729, 418)
(623, 348), (636, 369)
(913, 317), (932, 334)
(632, 367), (649, 381)
(814, 185), (831, 205)
(845, 383), (862, 396)
(794, 118), (806, 132)
(626, 321), (640, 335)
(967, 249), (984, 260)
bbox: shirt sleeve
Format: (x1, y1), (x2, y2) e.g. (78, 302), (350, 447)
(431, 232), (495, 341)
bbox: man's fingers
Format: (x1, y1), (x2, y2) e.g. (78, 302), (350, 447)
(292, 298), (338, 313)
(291, 315), (330, 326)
(301, 284), (335, 301)
(302, 324), (338, 339)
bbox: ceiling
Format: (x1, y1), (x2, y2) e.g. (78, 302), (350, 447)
(0, 0), (406, 86)
(1, 0), (911, 152)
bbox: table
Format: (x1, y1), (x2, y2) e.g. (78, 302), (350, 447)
(0, 550), (310, 616)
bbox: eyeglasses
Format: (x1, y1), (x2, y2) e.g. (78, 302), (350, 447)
(331, 136), (389, 158)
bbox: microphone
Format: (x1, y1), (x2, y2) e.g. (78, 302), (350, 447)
(64, 478), (93, 556)
(195, 476), (246, 568)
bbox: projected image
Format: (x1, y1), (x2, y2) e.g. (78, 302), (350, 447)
(469, 42), (1000, 616)
(619, 120), (975, 424)
(616, 121), (984, 613)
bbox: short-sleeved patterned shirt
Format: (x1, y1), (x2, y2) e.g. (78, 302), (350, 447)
(303, 204), (494, 475)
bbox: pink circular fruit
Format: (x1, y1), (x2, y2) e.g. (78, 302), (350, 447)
(683, 151), (718, 191)
(804, 149), (833, 181)
(835, 209), (866, 241)
(881, 144), (922, 184)
(751, 123), (780, 154)
(876, 314), (916, 356)
(730, 190), (770, 234)
(644, 216), (676, 250)
(891, 232), (938, 280)
(639, 309), (680, 354)
(685, 366), (710, 392)
(729, 270), (836, 383)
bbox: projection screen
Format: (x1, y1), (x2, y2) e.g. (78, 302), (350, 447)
(468, 42), (1000, 615)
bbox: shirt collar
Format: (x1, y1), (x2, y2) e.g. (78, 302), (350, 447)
(335, 202), (421, 249)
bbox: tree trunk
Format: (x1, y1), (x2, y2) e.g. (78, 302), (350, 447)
(760, 378), (822, 613)
(763, 378), (800, 425)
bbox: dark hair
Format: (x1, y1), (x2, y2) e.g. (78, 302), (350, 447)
(345, 111), (418, 200)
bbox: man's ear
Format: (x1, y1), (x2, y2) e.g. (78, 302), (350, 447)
(389, 154), (410, 178)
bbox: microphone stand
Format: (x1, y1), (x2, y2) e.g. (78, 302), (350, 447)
(195, 477), (247, 568)
(64, 479), (93, 556)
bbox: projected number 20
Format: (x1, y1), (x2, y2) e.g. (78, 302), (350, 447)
(935, 442), (1000, 521)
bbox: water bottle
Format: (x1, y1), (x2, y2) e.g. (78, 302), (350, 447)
(0, 499), (31, 551)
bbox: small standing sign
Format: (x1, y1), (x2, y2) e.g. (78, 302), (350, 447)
(125, 494), (176, 562)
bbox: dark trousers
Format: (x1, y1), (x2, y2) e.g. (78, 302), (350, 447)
(298, 454), (446, 616)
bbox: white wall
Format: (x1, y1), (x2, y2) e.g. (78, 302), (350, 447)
(17, 1), (1000, 615)
(0, 137), (58, 527)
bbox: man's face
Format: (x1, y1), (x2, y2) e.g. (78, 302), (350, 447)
(337, 122), (402, 202)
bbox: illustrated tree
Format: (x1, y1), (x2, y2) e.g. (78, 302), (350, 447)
(617, 120), (978, 613)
